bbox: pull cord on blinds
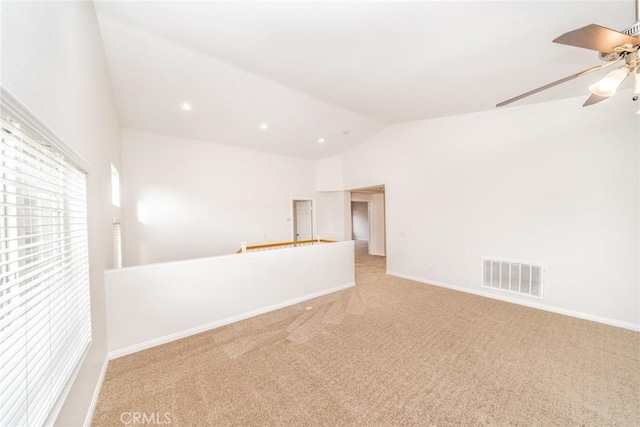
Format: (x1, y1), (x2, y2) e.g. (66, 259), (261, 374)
(0, 115), (91, 426)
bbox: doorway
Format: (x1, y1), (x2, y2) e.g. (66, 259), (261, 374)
(351, 201), (369, 242)
(293, 200), (313, 241)
(349, 186), (386, 257)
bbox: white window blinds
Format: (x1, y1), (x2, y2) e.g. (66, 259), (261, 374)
(113, 220), (122, 269)
(0, 117), (91, 426)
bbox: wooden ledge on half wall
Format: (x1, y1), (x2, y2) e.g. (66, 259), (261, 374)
(236, 239), (337, 253)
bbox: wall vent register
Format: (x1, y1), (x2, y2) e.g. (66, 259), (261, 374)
(483, 258), (543, 298)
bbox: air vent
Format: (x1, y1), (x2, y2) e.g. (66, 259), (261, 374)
(482, 258), (543, 298)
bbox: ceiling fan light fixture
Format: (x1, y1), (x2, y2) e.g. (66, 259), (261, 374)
(589, 68), (630, 97)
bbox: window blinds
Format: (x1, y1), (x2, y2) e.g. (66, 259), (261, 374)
(113, 221), (122, 269)
(0, 118), (91, 426)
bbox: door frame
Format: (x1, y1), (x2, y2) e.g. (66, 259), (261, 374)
(291, 198), (316, 241)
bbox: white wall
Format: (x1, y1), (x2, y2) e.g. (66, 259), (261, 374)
(315, 157), (350, 241)
(316, 191), (350, 241)
(343, 95), (640, 329)
(122, 129), (316, 265)
(105, 241), (355, 357)
(316, 155), (344, 191)
(1, 1), (122, 425)
(351, 201), (369, 240)
(371, 193), (386, 256)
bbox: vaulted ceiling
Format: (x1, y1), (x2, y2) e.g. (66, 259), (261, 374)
(95, 1), (635, 159)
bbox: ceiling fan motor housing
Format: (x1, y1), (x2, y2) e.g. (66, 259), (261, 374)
(597, 23), (640, 71)
(622, 21), (640, 37)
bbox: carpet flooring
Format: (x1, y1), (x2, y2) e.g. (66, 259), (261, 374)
(93, 242), (640, 426)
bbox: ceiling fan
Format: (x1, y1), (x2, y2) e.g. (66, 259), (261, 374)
(497, 0), (640, 109)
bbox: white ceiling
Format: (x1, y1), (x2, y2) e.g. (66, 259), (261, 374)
(94, 1), (636, 159)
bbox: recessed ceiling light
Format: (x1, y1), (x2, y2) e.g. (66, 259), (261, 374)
(318, 138), (326, 144)
(260, 123), (268, 130)
(180, 102), (192, 111)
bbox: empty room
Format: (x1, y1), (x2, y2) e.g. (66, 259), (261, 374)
(1, 0), (639, 426)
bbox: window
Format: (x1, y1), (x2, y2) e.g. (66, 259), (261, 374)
(110, 164), (120, 207)
(0, 106), (91, 425)
(113, 219), (122, 269)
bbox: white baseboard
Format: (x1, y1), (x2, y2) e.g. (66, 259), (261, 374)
(108, 282), (356, 359)
(387, 271), (640, 332)
(83, 357), (109, 427)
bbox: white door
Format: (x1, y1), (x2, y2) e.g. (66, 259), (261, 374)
(294, 201), (313, 241)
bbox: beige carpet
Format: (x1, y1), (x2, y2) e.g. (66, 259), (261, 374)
(93, 241), (640, 426)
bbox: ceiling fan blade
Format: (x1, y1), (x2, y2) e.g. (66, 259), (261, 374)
(582, 93), (609, 107)
(496, 61), (620, 107)
(553, 24), (640, 53)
